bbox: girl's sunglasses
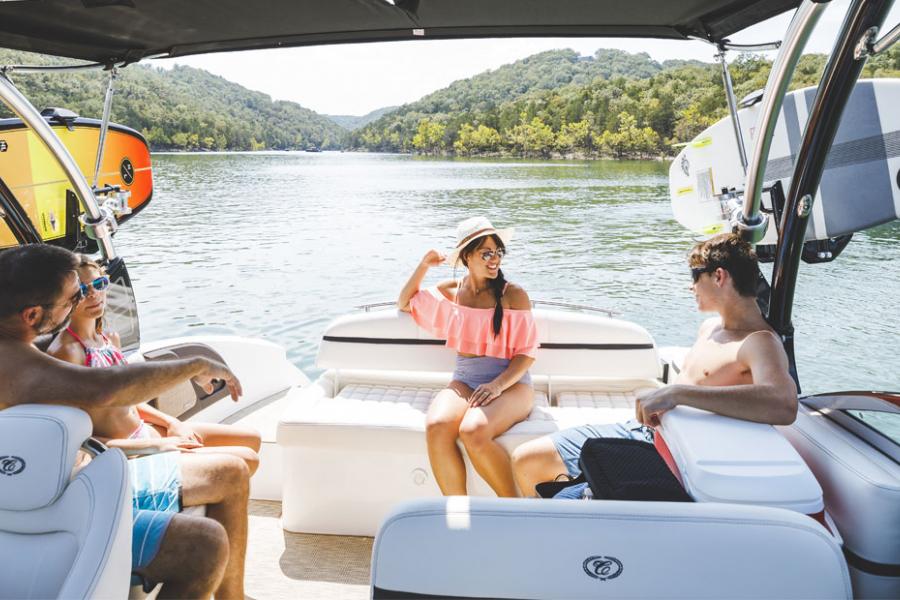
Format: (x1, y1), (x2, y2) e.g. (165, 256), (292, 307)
(480, 249), (506, 261)
(79, 276), (110, 296)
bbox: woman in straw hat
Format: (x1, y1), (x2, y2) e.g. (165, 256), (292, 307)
(398, 217), (537, 497)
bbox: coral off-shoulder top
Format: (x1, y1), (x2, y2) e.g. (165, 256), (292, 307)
(409, 286), (539, 359)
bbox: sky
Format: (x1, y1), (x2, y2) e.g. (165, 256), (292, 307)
(157, 1), (899, 116)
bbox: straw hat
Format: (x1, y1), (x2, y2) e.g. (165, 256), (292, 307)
(446, 216), (515, 267)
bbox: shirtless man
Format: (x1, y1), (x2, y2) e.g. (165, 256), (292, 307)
(0, 244), (248, 599)
(511, 233), (799, 496)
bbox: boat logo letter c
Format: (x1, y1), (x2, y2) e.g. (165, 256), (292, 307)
(0, 140), (8, 152)
(583, 555), (623, 581)
(0, 456), (26, 476)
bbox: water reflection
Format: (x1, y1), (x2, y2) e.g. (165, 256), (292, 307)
(115, 152), (899, 393)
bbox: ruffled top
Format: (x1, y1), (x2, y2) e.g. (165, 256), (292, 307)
(409, 287), (539, 359)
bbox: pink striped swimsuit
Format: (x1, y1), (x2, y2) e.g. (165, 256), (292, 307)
(65, 327), (128, 368)
(65, 327), (151, 438)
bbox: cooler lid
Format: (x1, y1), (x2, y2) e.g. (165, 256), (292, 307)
(660, 406), (824, 514)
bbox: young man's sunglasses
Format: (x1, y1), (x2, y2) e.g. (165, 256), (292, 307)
(690, 266), (717, 283)
(480, 249), (506, 261)
(79, 276), (110, 296)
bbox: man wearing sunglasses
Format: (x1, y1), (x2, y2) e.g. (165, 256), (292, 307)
(512, 233), (799, 497)
(0, 244), (247, 598)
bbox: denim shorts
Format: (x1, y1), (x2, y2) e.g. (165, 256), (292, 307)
(452, 355), (532, 389)
(551, 419), (654, 478)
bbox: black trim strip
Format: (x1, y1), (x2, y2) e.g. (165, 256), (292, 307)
(373, 587), (527, 600)
(0, 117), (148, 146)
(322, 336), (653, 351)
(323, 336), (444, 345)
(540, 342), (654, 350)
(844, 547), (900, 577)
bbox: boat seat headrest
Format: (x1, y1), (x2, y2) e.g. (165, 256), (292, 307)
(0, 404), (92, 511)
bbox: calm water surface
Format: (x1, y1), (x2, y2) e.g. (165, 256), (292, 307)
(115, 152), (899, 395)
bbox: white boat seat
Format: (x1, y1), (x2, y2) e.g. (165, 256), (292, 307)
(279, 307), (661, 535)
(0, 404), (132, 600)
(372, 497), (852, 599)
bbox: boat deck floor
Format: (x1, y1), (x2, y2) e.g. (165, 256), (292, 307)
(245, 500), (373, 600)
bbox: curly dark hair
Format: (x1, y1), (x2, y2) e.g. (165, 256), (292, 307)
(0, 244), (78, 317)
(688, 233), (758, 297)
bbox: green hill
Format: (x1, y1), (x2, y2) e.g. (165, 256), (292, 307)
(327, 106), (398, 130)
(349, 46), (900, 157)
(0, 49), (346, 151)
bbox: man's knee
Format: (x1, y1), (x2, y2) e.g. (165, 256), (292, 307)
(511, 437), (557, 473)
(217, 454), (250, 493)
(146, 515), (228, 588)
(188, 518), (230, 575)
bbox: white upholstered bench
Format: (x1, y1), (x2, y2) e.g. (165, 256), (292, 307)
(278, 308), (661, 535)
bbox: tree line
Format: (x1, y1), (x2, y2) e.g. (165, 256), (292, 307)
(0, 49), (345, 151)
(349, 47), (900, 159)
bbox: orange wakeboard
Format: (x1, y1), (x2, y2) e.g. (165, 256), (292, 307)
(0, 112), (152, 249)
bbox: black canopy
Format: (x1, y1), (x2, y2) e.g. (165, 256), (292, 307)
(0, 0), (800, 64)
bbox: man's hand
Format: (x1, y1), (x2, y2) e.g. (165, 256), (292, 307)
(469, 381), (503, 408)
(635, 387), (677, 427)
(166, 419), (203, 444)
(192, 358), (243, 402)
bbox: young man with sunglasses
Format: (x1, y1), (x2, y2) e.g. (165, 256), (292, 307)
(511, 233), (799, 497)
(0, 244), (248, 598)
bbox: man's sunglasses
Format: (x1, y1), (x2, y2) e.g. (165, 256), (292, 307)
(79, 276), (110, 296)
(691, 266), (716, 283)
(480, 249), (506, 261)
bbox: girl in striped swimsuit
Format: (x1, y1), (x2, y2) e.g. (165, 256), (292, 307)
(48, 255), (261, 472)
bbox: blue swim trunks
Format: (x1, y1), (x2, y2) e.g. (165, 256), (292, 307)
(452, 355), (532, 389)
(551, 419), (654, 478)
(129, 452), (182, 588)
(129, 450), (182, 513)
(132, 508), (175, 572)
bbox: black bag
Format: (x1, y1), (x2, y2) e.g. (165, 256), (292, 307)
(578, 437), (693, 502)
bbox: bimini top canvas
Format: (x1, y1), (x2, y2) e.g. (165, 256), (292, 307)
(0, 0), (800, 64)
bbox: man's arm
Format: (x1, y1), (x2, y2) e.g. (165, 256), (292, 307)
(6, 346), (241, 409)
(636, 331), (798, 426)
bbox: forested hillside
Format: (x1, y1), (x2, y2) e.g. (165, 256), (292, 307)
(3, 46), (897, 158)
(327, 106), (397, 130)
(349, 47), (900, 158)
(0, 49), (345, 151)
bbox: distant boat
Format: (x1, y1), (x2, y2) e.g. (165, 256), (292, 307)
(305, 145), (322, 152)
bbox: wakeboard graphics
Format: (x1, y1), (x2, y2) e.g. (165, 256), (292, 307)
(670, 79), (900, 245)
(0, 116), (152, 249)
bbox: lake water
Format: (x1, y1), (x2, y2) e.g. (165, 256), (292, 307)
(115, 152), (899, 395)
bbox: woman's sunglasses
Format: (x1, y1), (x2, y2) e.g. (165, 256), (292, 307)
(480, 249), (506, 261)
(79, 276), (110, 296)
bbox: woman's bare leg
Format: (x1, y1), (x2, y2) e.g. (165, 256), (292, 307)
(425, 381), (472, 496)
(458, 383), (534, 497)
(190, 423), (262, 475)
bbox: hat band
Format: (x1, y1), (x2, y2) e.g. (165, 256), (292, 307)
(455, 227), (496, 250)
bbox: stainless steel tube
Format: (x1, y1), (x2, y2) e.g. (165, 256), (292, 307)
(0, 72), (117, 259)
(718, 51), (749, 174)
(1, 62), (107, 74)
(93, 68), (118, 187)
(739, 0), (828, 243)
(872, 20), (900, 53)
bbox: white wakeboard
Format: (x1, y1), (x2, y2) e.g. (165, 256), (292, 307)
(670, 78), (900, 244)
